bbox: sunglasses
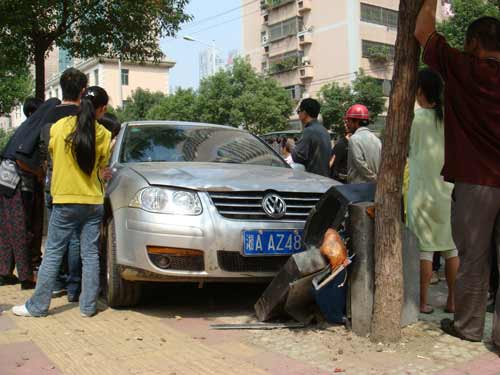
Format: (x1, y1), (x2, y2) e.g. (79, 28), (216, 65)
(296, 109), (303, 115)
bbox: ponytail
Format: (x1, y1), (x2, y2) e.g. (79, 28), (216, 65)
(66, 86), (109, 175)
(433, 95), (444, 124)
(416, 68), (444, 127)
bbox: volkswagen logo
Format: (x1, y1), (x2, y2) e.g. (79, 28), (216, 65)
(262, 193), (287, 219)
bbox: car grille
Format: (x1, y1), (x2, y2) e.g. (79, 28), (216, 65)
(217, 251), (290, 273)
(209, 191), (322, 222)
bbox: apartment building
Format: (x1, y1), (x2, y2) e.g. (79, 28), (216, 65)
(242, 0), (450, 102)
(45, 47), (175, 110)
(3, 47), (175, 129)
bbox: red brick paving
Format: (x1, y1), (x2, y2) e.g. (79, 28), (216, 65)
(436, 353), (500, 375)
(0, 314), (16, 331)
(0, 341), (61, 375)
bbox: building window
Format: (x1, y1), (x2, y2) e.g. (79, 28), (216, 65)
(94, 69), (99, 85)
(121, 69), (129, 86)
(268, 17), (303, 42)
(55, 88), (59, 98)
(362, 40), (395, 61)
(361, 3), (398, 29)
(284, 85), (304, 101)
(122, 99), (131, 108)
(375, 79), (392, 96)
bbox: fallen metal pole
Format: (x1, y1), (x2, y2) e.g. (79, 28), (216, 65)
(210, 322), (306, 330)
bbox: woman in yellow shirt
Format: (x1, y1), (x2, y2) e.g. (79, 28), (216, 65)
(13, 86), (111, 318)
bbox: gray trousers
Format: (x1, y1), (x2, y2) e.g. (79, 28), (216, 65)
(452, 183), (500, 343)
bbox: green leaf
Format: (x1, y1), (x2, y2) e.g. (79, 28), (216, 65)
(0, 0), (191, 98)
(437, 0), (500, 49)
(319, 69), (386, 135)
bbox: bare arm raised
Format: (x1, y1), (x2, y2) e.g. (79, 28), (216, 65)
(415, 0), (438, 46)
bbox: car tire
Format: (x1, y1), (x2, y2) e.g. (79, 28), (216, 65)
(105, 218), (141, 308)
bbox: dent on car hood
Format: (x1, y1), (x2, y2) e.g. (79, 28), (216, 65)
(126, 162), (338, 192)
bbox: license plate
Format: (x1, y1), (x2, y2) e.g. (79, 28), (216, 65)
(242, 230), (304, 256)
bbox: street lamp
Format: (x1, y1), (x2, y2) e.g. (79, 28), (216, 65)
(183, 35), (218, 78)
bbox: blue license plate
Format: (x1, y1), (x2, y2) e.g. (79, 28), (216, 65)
(243, 230), (304, 256)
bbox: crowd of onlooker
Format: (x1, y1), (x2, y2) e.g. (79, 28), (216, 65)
(0, 68), (120, 318)
(267, 1), (499, 349)
(0, 0), (498, 354)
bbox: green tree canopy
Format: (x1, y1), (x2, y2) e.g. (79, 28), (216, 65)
(0, 0), (190, 99)
(0, 128), (14, 153)
(0, 65), (33, 115)
(437, 0), (500, 49)
(147, 88), (200, 122)
(319, 70), (386, 135)
(114, 88), (166, 123)
(108, 59), (293, 134)
(197, 58), (293, 134)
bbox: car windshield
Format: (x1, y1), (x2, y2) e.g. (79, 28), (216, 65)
(120, 124), (288, 168)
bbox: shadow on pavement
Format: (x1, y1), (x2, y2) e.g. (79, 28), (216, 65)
(128, 282), (268, 320)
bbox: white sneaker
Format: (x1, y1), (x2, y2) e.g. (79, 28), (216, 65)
(12, 304), (33, 317)
(80, 312), (95, 318)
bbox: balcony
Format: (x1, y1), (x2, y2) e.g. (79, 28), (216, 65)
(297, 0), (312, 13)
(298, 32), (312, 47)
(269, 53), (302, 75)
(299, 65), (314, 81)
(263, 0), (295, 10)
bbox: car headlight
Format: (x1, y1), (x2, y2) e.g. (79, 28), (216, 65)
(129, 187), (202, 215)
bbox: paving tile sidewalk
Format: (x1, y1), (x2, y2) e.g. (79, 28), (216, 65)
(0, 281), (498, 375)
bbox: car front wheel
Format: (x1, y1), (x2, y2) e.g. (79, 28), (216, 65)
(105, 218), (141, 307)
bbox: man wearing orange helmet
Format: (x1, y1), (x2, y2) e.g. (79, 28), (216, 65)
(344, 104), (381, 184)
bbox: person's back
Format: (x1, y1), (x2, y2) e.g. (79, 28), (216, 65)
(292, 98), (331, 177)
(300, 121), (331, 175)
(347, 128), (381, 184)
(49, 116), (110, 204)
(421, 18), (500, 186)
(13, 86), (111, 319)
(415, 7), (500, 346)
(330, 135), (349, 182)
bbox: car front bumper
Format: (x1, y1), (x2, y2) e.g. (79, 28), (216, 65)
(112, 193), (306, 282)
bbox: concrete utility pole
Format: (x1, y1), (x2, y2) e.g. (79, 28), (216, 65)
(370, 0), (424, 343)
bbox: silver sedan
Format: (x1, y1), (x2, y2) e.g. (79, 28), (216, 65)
(103, 121), (338, 307)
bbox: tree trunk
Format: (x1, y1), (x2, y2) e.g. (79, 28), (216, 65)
(370, 0), (423, 343)
(34, 45), (46, 101)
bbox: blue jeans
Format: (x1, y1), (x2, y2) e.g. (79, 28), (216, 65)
(26, 204), (104, 316)
(46, 193), (81, 297)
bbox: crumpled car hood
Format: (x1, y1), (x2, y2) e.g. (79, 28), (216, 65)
(126, 162), (338, 192)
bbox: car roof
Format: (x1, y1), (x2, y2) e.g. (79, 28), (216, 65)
(124, 120), (246, 132)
